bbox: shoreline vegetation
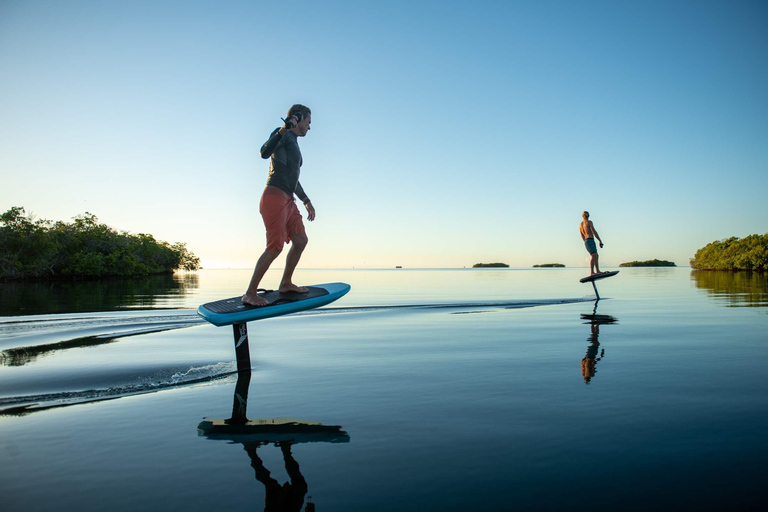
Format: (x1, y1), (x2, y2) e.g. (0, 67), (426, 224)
(619, 259), (676, 267)
(690, 234), (767, 271)
(473, 262), (509, 268)
(533, 263), (565, 268)
(1, 207), (200, 281)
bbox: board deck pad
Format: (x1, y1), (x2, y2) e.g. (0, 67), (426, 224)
(202, 287), (329, 315)
(580, 270), (619, 283)
(197, 282), (351, 326)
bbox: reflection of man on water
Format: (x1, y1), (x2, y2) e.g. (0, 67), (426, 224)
(580, 304), (616, 384)
(581, 323), (604, 383)
(244, 442), (312, 512)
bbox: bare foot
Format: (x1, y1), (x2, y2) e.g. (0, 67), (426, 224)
(242, 294), (269, 307)
(279, 283), (309, 294)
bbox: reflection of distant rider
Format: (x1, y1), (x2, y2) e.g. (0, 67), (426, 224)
(581, 323), (604, 384)
(244, 442), (310, 512)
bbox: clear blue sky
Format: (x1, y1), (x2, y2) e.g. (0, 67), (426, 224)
(1, 0), (766, 268)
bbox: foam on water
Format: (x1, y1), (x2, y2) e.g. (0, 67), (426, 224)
(0, 362), (237, 414)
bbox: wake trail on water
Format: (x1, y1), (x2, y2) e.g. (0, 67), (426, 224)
(0, 311), (236, 415)
(1, 296), (595, 347)
(0, 297), (594, 414)
(0, 362), (237, 416)
(0, 310), (204, 350)
(295, 297), (595, 316)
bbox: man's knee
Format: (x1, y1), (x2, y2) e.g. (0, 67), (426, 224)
(291, 233), (308, 249)
(263, 247), (282, 260)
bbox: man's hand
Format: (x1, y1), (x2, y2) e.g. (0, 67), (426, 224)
(284, 115), (299, 130)
(305, 201), (316, 221)
(599, 242), (604, 248)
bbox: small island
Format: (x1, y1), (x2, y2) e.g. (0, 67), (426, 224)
(1, 206), (200, 280)
(473, 262), (509, 268)
(620, 259), (676, 267)
(690, 234), (767, 271)
(533, 263), (565, 268)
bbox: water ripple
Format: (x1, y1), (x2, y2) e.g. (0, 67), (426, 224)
(0, 298), (591, 415)
(0, 362), (237, 416)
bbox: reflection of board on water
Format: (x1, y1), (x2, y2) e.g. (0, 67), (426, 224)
(579, 270), (619, 300)
(197, 371), (350, 446)
(197, 372), (347, 512)
(581, 301), (619, 325)
(198, 417), (350, 445)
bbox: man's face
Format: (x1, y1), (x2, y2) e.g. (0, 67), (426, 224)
(295, 113), (311, 137)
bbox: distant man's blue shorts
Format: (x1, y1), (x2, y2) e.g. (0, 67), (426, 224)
(584, 238), (598, 254)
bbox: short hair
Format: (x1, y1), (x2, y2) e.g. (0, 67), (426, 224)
(583, 211), (590, 219)
(287, 104), (311, 119)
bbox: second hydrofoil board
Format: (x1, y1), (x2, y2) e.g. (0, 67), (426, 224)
(579, 270), (619, 283)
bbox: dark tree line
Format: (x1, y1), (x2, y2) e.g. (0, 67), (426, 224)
(1, 207), (200, 280)
(690, 234), (767, 271)
(619, 259), (676, 267)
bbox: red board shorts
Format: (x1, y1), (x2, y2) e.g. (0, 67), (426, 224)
(260, 186), (305, 251)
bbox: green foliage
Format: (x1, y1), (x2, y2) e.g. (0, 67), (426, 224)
(690, 234), (768, 271)
(472, 262), (509, 268)
(533, 263), (565, 268)
(619, 259), (676, 267)
(0, 207), (200, 280)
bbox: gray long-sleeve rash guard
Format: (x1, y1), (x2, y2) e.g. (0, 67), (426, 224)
(260, 128), (309, 204)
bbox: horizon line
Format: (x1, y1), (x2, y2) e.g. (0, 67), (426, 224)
(188, 265), (690, 271)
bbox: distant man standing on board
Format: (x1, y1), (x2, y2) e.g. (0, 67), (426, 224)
(243, 105), (316, 307)
(580, 211), (604, 275)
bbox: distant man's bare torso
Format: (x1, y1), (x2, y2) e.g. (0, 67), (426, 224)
(580, 220), (596, 240)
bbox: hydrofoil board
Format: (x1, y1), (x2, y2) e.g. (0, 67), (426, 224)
(198, 282), (350, 326)
(580, 270), (619, 283)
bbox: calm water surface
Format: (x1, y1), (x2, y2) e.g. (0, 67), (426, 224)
(1, 268), (766, 510)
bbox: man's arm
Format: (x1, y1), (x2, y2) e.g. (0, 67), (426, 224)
(295, 181), (315, 221)
(259, 120), (294, 159)
(260, 127), (283, 159)
(590, 221), (604, 247)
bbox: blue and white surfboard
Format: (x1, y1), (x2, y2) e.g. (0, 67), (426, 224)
(197, 282), (351, 326)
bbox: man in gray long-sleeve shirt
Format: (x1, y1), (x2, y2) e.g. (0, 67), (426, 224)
(243, 104), (316, 307)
